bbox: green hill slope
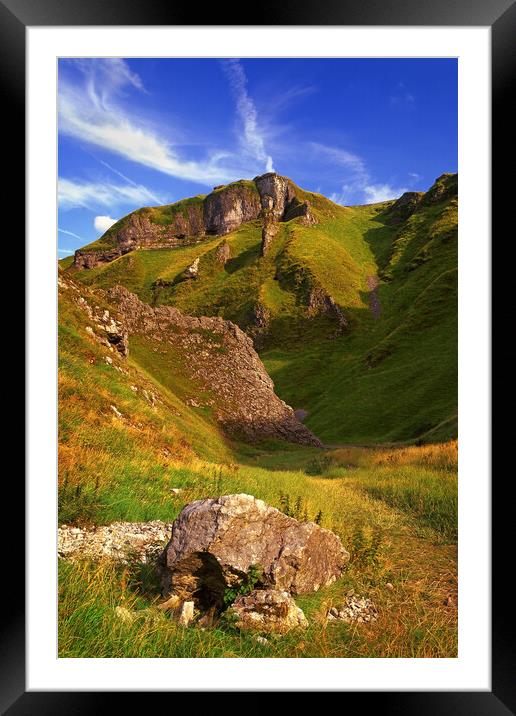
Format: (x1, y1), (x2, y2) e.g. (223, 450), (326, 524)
(64, 173), (457, 445)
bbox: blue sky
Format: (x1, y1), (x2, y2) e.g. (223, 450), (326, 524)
(58, 57), (457, 257)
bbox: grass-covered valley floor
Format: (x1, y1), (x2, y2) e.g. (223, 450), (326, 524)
(58, 173), (458, 658)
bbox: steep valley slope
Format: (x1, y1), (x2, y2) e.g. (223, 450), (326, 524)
(62, 171), (457, 446)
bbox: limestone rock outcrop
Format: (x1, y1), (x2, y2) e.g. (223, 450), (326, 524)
(386, 191), (423, 223)
(306, 286), (348, 335)
(73, 173), (317, 270)
(158, 494), (349, 606)
(106, 286), (322, 447)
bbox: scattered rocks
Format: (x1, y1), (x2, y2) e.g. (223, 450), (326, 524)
(229, 589), (308, 634)
(58, 521), (173, 564)
(158, 494), (349, 608)
(158, 594), (182, 612)
(326, 596), (378, 624)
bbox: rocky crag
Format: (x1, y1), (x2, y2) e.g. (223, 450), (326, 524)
(74, 173), (315, 270)
(103, 285), (322, 446)
(59, 271), (321, 447)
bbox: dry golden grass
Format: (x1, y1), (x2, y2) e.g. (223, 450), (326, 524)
(328, 440), (457, 471)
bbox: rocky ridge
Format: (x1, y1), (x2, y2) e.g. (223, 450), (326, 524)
(106, 285), (322, 446)
(73, 173), (315, 270)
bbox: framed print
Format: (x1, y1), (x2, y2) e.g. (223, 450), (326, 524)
(7, 0), (513, 709)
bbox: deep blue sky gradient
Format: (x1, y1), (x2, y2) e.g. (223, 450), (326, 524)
(58, 57), (457, 256)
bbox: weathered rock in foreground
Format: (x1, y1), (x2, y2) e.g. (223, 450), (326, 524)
(229, 589), (308, 634)
(159, 494), (349, 608)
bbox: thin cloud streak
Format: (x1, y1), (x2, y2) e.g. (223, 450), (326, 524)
(58, 178), (164, 211)
(221, 59), (274, 173)
(58, 227), (84, 240)
(98, 159), (163, 204)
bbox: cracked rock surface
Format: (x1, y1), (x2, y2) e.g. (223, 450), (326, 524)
(159, 494), (349, 606)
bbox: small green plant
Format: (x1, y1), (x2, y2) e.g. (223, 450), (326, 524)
(305, 454), (336, 476)
(222, 564), (263, 609)
(278, 492), (323, 525)
(350, 526), (384, 567)
(58, 474), (103, 525)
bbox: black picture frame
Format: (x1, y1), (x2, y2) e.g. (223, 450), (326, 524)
(7, 0), (512, 710)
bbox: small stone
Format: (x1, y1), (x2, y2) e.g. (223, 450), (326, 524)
(197, 606), (217, 628)
(105, 356), (113, 365)
(386, 582), (394, 591)
(171, 488), (182, 495)
(178, 601), (195, 627)
(255, 635), (269, 646)
(158, 594), (181, 612)
(110, 405), (123, 419)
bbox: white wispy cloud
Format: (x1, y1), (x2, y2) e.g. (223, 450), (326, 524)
(363, 183), (408, 203)
(221, 59), (274, 173)
(309, 142), (367, 179)
(313, 142), (407, 205)
(98, 159), (163, 204)
(59, 58), (249, 186)
(58, 248), (75, 256)
(94, 215), (118, 233)
(58, 227), (84, 240)
(58, 177), (164, 211)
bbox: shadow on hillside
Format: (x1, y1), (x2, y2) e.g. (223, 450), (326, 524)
(361, 215), (398, 272)
(225, 243), (261, 274)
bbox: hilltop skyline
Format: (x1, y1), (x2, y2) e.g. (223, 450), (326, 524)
(58, 57), (457, 257)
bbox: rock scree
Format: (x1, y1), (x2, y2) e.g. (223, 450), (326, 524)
(107, 285), (322, 447)
(158, 494), (349, 609)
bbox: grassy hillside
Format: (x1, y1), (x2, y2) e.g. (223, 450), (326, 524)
(59, 285), (458, 659)
(65, 174), (457, 446)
